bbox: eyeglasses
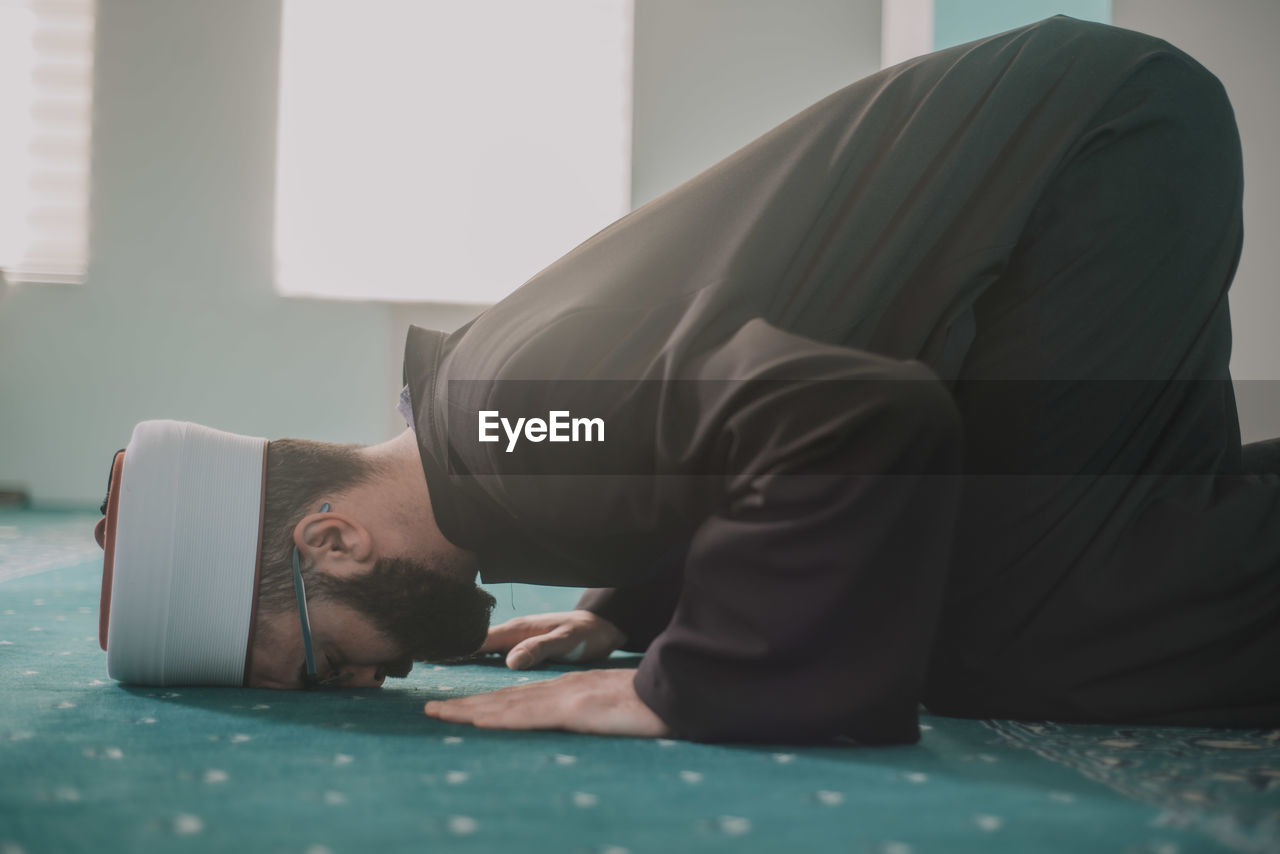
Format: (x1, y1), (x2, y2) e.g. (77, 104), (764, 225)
(292, 502), (351, 690)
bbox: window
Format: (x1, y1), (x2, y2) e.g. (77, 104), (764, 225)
(0, 0), (94, 285)
(274, 0), (634, 304)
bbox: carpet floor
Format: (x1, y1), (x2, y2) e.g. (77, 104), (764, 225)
(2, 508), (1278, 854)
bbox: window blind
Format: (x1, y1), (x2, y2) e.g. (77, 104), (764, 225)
(274, 0), (634, 303)
(0, 0), (94, 285)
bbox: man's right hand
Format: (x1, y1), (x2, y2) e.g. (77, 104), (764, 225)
(479, 610), (627, 670)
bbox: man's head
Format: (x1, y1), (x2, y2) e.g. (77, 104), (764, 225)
(244, 436), (497, 689)
(97, 421), (496, 690)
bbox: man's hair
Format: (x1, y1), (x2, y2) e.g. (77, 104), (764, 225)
(257, 438), (379, 618)
(256, 438), (495, 663)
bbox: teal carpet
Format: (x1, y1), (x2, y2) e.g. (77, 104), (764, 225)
(2, 508), (1279, 853)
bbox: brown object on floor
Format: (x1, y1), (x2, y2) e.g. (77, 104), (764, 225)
(0, 487), (31, 508)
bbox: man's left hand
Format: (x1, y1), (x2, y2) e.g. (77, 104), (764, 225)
(423, 668), (673, 739)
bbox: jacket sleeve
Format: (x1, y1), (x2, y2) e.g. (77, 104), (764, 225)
(574, 543), (687, 653)
(630, 319), (964, 745)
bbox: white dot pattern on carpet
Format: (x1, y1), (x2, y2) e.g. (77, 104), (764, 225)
(1197, 739), (1261, 750)
(172, 814), (203, 835)
(448, 815), (478, 835)
(8, 530), (1276, 854)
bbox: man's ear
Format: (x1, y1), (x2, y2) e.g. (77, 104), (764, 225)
(293, 510), (374, 578)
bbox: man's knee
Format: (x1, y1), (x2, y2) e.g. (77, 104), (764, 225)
(1139, 53), (1243, 223)
(1037, 15), (1237, 140)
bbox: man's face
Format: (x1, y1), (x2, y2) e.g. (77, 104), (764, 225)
(244, 553), (495, 690)
(245, 596), (410, 690)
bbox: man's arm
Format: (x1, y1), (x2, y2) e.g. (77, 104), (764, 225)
(626, 319), (964, 745)
(426, 319), (963, 744)
(574, 542), (687, 653)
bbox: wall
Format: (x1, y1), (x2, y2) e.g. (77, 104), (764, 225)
(0, 1), (396, 504)
(1, 0), (888, 503)
(933, 0), (1110, 49)
(16, 2), (1263, 502)
(631, 0), (882, 208)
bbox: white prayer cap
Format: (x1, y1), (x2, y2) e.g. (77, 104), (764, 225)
(98, 420), (268, 685)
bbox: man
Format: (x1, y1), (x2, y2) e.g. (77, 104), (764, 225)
(95, 15), (1280, 745)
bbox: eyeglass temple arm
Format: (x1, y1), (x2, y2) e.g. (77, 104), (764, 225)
(292, 502), (331, 676)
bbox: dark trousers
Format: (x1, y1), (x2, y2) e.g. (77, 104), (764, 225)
(920, 28), (1280, 727)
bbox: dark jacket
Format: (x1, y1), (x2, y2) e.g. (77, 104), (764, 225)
(402, 16), (1190, 744)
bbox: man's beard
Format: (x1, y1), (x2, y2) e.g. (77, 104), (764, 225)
(310, 554), (497, 670)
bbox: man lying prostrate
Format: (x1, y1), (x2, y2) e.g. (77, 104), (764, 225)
(94, 17), (1280, 745)
(96, 422), (667, 735)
